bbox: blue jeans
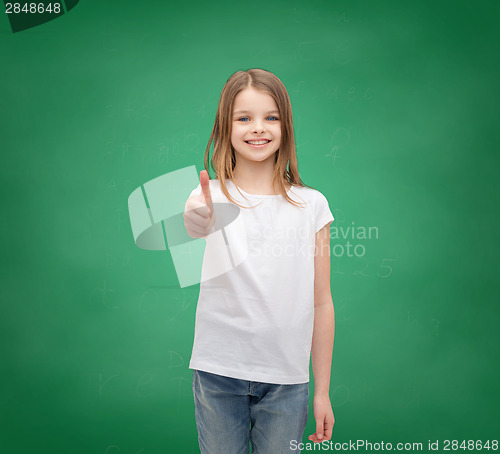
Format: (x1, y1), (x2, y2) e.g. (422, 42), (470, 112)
(192, 369), (309, 454)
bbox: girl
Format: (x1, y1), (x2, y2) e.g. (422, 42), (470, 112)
(183, 68), (335, 453)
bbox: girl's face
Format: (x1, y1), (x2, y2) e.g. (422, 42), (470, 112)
(230, 87), (281, 165)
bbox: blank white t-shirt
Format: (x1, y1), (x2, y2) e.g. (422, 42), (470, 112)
(187, 178), (334, 384)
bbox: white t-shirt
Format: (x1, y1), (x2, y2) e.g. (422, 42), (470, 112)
(188, 178), (334, 384)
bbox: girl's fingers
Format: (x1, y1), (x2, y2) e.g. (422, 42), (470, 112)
(200, 170), (213, 213)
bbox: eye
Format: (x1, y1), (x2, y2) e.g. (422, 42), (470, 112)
(236, 116), (279, 122)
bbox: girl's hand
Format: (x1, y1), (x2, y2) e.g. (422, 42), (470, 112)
(183, 170), (215, 239)
(308, 394), (335, 443)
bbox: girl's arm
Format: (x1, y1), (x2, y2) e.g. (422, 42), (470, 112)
(309, 223), (335, 443)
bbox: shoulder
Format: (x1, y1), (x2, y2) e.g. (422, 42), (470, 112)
(209, 178), (223, 191)
(289, 184), (329, 203)
(207, 178), (229, 203)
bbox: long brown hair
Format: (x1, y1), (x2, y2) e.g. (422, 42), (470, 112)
(204, 68), (313, 208)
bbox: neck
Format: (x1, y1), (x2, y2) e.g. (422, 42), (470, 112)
(232, 153), (280, 194)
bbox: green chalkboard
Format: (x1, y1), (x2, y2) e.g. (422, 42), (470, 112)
(1, 0), (499, 453)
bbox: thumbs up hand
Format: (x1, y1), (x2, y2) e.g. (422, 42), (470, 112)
(184, 170), (215, 239)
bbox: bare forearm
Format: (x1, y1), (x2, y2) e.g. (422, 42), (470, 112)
(311, 299), (335, 397)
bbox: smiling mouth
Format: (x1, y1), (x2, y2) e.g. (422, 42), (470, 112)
(245, 140), (271, 144)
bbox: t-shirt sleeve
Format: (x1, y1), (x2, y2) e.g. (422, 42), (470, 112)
(314, 191), (334, 233)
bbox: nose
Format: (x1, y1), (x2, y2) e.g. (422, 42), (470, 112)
(252, 119), (266, 134)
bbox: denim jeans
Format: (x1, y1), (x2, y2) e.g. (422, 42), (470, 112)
(192, 369), (309, 454)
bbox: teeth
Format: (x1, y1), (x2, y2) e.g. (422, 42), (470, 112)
(247, 140), (270, 144)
